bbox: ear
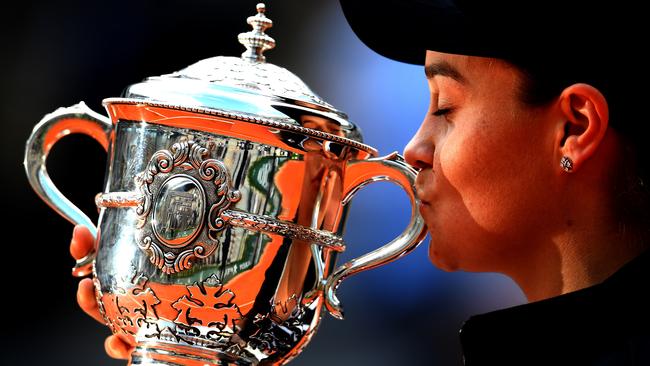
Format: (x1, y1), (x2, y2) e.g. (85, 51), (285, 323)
(557, 83), (609, 172)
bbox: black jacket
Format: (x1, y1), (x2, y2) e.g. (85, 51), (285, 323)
(460, 250), (650, 365)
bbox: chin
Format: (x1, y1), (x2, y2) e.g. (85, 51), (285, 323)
(428, 241), (460, 272)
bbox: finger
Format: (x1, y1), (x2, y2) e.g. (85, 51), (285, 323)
(105, 335), (132, 360)
(70, 225), (95, 260)
(77, 278), (105, 324)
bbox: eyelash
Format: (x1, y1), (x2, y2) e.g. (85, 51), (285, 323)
(432, 108), (452, 117)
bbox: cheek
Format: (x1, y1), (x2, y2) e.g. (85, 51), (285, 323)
(439, 123), (518, 230)
(430, 114), (551, 269)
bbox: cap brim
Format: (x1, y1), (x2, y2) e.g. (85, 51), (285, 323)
(340, 0), (491, 65)
(340, 0), (623, 67)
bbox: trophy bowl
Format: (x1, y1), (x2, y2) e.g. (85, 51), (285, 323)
(24, 4), (426, 365)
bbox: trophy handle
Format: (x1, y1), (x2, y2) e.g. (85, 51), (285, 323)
(24, 102), (112, 277)
(323, 152), (428, 319)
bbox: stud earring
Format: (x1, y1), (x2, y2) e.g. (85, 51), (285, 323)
(560, 156), (573, 172)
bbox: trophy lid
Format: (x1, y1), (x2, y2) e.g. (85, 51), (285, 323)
(109, 3), (371, 152)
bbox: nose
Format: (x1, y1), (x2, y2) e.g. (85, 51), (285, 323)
(404, 123), (434, 171)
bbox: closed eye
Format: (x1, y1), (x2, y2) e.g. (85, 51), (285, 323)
(432, 108), (452, 116)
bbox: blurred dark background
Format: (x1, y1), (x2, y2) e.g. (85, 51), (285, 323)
(0, 1), (525, 365)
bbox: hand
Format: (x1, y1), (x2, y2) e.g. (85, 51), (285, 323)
(70, 225), (133, 360)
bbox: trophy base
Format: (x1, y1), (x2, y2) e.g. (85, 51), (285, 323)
(129, 341), (258, 366)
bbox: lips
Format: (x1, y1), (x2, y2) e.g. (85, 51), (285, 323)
(414, 169), (434, 206)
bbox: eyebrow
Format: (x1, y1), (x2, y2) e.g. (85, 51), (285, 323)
(424, 61), (466, 84)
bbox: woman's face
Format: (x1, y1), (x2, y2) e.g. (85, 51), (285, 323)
(404, 51), (562, 273)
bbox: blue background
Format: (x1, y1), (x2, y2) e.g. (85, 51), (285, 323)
(0, 1), (525, 364)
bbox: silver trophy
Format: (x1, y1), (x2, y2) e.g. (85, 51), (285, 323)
(24, 4), (427, 365)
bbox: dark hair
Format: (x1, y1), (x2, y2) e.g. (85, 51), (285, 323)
(513, 62), (650, 246)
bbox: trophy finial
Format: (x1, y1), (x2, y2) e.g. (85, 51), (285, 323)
(238, 3), (276, 63)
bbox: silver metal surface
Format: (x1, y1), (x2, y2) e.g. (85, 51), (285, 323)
(101, 98), (376, 155)
(133, 140), (242, 274)
(23, 101), (112, 276)
(238, 3), (275, 63)
(116, 4), (366, 147)
(87, 118), (425, 365)
(24, 3), (427, 365)
(91, 120), (352, 364)
(323, 152), (428, 319)
(96, 194), (346, 253)
(95, 191), (143, 208)
(220, 210), (345, 252)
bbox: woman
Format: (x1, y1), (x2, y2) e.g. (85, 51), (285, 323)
(71, 0), (650, 363)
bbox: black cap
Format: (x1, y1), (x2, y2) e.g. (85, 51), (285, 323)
(339, 0), (643, 67)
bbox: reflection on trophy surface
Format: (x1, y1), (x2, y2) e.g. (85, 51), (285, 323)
(154, 178), (204, 243)
(24, 3), (426, 365)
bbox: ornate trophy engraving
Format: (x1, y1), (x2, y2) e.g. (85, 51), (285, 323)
(134, 141), (242, 274)
(24, 4), (427, 365)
